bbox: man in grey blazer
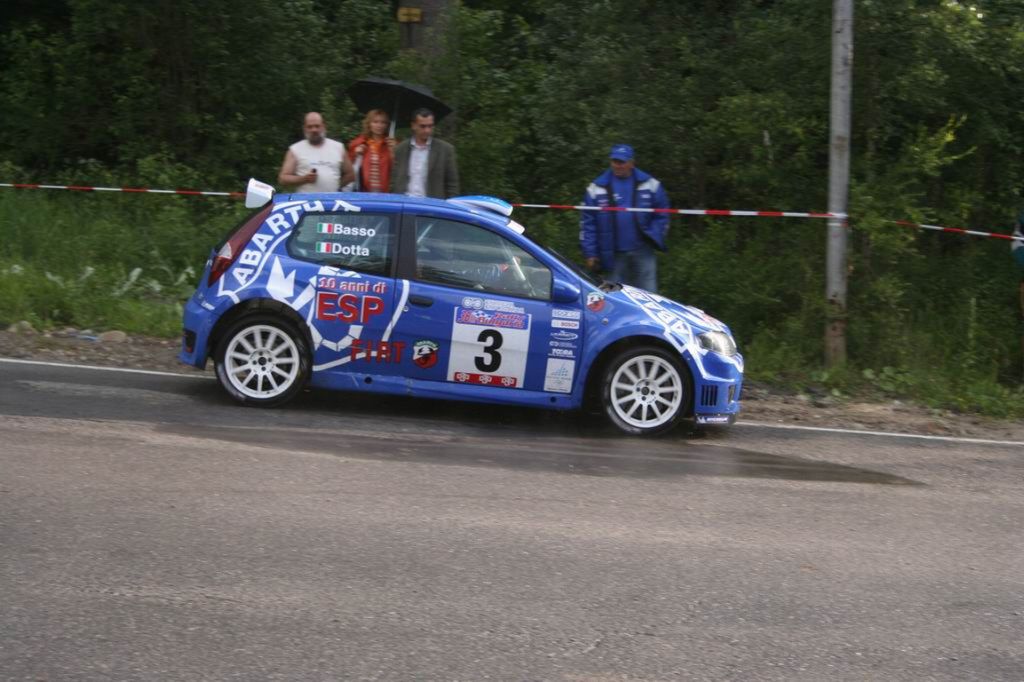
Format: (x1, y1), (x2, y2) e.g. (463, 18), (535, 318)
(390, 108), (460, 199)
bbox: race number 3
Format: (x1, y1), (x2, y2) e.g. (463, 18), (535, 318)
(448, 306), (530, 388)
(474, 330), (503, 372)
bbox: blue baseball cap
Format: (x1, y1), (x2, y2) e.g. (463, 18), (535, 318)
(609, 144), (634, 161)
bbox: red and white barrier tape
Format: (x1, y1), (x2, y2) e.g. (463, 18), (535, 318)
(513, 202), (842, 219)
(0, 182), (243, 198)
(888, 219), (1024, 243)
(509, 205), (1024, 242)
(3, 181), (1021, 242)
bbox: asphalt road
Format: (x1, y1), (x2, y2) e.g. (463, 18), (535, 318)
(1, 359), (1022, 681)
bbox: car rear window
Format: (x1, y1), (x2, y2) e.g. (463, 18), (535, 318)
(287, 212), (395, 275)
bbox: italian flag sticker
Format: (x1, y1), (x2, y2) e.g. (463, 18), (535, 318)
(317, 222), (336, 234)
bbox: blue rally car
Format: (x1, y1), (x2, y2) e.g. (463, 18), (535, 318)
(179, 179), (743, 436)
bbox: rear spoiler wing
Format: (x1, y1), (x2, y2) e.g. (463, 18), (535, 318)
(245, 178), (275, 208)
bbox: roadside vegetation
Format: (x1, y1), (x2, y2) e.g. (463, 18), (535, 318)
(1, 0), (1023, 418)
(0, 188), (246, 337)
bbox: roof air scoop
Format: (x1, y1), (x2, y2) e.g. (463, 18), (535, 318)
(448, 195), (513, 217)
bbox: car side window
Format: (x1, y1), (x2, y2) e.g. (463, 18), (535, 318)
(288, 212), (394, 275)
(414, 217), (552, 301)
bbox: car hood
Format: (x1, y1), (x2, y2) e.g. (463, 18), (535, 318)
(613, 284), (732, 343)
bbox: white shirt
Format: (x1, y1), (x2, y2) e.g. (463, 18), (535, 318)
(406, 137), (431, 198)
(289, 138), (346, 193)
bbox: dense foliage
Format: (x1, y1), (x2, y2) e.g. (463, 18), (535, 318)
(2, 0), (1023, 414)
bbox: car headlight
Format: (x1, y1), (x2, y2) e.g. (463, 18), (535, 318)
(698, 331), (737, 356)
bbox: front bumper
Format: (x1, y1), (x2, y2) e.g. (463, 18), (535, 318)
(691, 351), (743, 420)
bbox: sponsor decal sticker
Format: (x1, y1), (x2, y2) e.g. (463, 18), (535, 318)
(549, 347), (575, 358)
(550, 330), (578, 342)
(549, 340), (576, 349)
(552, 308), (581, 320)
(412, 339), (440, 369)
(315, 241), (370, 257)
(349, 339), (405, 363)
(316, 277), (385, 293)
(315, 293), (386, 323)
(455, 307), (530, 330)
(317, 222), (377, 237)
(586, 291), (605, 312)
(543, 358), (575, 393)
(463, 297), (527, 313)
(454, 372), (518, 388)
(483, 299), (525, 313)
(552, 319), (580, 330)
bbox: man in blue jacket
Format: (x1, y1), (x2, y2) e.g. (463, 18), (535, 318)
(580, 144), (670, 293)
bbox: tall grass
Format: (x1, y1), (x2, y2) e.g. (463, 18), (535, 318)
(0, 191), (248, 336)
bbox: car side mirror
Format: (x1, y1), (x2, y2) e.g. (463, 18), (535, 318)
(551, 277), (581, 304)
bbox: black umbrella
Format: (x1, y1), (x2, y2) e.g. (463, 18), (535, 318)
(347, 77), (452, 135)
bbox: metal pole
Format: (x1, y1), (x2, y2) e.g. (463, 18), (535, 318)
(825, 0), (853, 366)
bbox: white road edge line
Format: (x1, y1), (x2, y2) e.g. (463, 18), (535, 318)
(2, 357), (1022, 446)
(738, 420), (1024, 447)
(0, 357), (214, 380)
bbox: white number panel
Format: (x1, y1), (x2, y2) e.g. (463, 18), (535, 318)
(447, 307), (530, 388)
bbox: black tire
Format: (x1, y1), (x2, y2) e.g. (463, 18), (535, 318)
(214, 314), (311, 407)
(601, 346), (692, 436)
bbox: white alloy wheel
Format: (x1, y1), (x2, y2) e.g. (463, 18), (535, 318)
(607, 351), (686, 433)
(222, 323), (301, 400)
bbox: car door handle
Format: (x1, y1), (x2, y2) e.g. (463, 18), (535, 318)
(409, 295), (433, 307)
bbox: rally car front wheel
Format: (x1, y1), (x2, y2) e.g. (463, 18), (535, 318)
(601, 346), (691, 436)
(214, 315), (310, 407)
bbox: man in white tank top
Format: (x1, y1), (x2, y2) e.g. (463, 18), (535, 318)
(278, 112), (354, 193)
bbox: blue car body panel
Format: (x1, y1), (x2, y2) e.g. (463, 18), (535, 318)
(179, 192), (743, 421)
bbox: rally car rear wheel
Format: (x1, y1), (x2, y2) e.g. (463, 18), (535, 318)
(602, 346), (691, 436)
(214, 315), (310, 407)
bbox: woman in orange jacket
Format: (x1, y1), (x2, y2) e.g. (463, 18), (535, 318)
(346, 109), (397, 193)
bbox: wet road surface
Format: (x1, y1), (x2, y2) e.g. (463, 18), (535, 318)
(1, 360), (1022, 680)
